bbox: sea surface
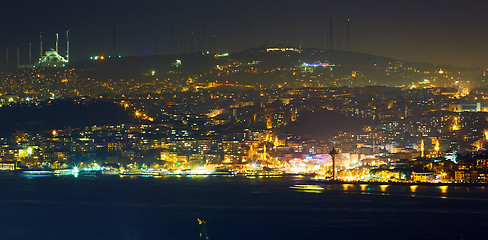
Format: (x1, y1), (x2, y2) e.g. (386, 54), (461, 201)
(0, 175), (487, 240)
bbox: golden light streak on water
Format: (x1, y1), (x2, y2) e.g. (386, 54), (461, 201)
(379, 185), (389, 192)
(342, 184), (353, 191)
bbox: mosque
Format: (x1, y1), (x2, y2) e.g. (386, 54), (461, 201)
(36, 31), (70, 68)
(37, 48), (68, 67)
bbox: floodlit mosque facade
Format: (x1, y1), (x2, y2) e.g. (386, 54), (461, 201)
(35, 31), (70, 68)
(37, 48), (68, 68)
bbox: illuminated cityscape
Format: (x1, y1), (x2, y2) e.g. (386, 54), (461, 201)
(1, 49), (488, 183)
(2, 1), (488, 240)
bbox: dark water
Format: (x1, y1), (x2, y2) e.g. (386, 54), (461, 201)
(0, 176), (487, 240)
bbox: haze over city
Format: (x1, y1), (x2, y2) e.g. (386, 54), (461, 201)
(2, 1), (488, 240)
(2, 0), (488, 66)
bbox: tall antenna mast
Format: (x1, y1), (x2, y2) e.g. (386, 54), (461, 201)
(29, 42), (32, 65)
(155, 35), (158, 55)
(324, 32), (328, 50)
(5, 48), (8, 68)
(346, 18), (351, 51)
(337, 33), (341, 50)
(320, 27), (324, 49)
(171, 20), (176, 55)
(191, 32), (195, 53)
(201, 11), (205, 52)
(17, 46), (20, 68)
(40, 32), (43, 59)
(329, 16), (334, 50)
(112, 2), (117, 57)
(179, 35), (183, 55)
(248, 25), (253, 49)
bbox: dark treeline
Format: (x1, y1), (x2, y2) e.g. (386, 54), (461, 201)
(0, 99), (131, 137)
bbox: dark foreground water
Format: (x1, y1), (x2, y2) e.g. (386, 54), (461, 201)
(0, 176), (487, 240)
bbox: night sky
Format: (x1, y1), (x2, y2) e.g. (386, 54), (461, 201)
(2, 0), (488, 67)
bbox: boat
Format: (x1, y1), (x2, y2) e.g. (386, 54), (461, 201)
(212, 167), (235, 176)
(289, 184), (324, 193)
(245, 167), (283, 177)
(101, 169), (120, 175)
(289, 184), (324, 190)
(20, 170), (54, 177)
(78, 169), (101, 176)
(54, 168), (79, 176)
(122, 169), (156, 176)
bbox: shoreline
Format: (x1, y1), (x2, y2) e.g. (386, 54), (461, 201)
(308, 179), (488, 186)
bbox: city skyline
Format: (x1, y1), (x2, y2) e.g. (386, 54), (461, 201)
(2, 2), (488, 240)
(2, 0), (488, 67)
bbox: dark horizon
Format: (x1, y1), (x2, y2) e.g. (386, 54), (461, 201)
(2, 0), (488, 68)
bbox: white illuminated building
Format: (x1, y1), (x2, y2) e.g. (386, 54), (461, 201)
(37, 48), (68, 67)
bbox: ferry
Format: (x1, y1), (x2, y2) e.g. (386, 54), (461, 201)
(54, 168), (79, 176)
(245, 167), (283, 177)
(212, 168), (235, 176)
(101, 169), (120, 175)
(289, 184), (324, 191)
(78, 169), (101, 176)
(20, 170), (54, 177)
(122, 169), (156, 176)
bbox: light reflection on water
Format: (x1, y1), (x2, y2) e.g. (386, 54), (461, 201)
(342, 184), (353, 191)
(2, 176), (488, 240)
(379, 185), (389, 192)
(306, 182), (488, 200)
(439, 185), (448, 194)
(289, 184), (324, 193)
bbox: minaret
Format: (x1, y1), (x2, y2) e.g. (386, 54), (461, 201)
(66, 29), (70, 62)
(329, 148), (339, 180)
(56, 33), (59, 53)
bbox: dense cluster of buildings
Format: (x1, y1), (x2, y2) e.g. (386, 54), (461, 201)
(1, 48), (488, 182)
(0, 47), (485, 99)
(1, 84), (488, 183)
